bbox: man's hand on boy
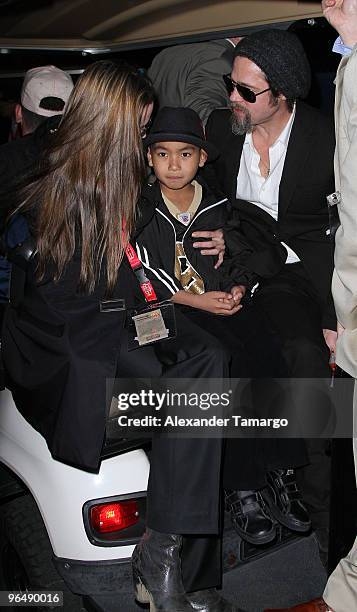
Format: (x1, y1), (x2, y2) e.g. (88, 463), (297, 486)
(192, 229), (225, 269)
(193, 291), (243, 316)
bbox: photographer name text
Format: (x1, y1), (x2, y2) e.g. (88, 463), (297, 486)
(117, 415), (288, 429)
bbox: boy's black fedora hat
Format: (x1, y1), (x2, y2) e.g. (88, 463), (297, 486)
(145, 106), (218, 161)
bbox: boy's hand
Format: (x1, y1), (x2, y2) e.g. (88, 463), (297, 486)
(193, 291), (243, 315)
(230, 285), (246, 304)
(322, 0), (357, 46)
(192, 229), (225, 269)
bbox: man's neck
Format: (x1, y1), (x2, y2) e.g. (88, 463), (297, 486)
(252, 105), (293, 148)
(161, 183), (195, 212)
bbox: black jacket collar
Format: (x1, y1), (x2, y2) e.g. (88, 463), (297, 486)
(278, 102), (316, 217)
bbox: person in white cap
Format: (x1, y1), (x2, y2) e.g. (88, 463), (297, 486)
(15, 65), (73, 136)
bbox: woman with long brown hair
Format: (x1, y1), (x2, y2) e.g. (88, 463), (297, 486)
(23, 60), (152, 293)
(2, 61), (239, 611)
(3, 59), (156, 470)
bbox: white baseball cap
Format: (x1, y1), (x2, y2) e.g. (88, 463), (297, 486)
(21, 65), (74, 117)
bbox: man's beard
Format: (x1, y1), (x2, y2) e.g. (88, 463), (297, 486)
(229, 102), (253, 135)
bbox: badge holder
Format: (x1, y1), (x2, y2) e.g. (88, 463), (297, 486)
(127, 301), (177, 350)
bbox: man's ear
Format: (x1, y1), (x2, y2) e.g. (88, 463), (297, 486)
(147, 147), (153, 167)
(15, 103), (22, 124)
(199, 149), (208, 167)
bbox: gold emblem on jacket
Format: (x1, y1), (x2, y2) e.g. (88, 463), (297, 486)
(175, 242), (205, 295)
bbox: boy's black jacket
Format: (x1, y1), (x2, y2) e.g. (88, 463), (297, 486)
(136, 176), (256, 301)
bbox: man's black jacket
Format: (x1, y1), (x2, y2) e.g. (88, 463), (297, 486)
(204, 101), (336, 330)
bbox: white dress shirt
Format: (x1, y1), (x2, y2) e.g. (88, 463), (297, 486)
(236, 106), (300, 264)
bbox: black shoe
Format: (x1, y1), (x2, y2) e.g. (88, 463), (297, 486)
(186, 588), (246, 611)
(262, 469), (311, 533)
(225, 489), (276, 545)
(132, 528), (193, 611)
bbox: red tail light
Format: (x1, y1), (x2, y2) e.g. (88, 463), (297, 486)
(90, 501), (139, 533)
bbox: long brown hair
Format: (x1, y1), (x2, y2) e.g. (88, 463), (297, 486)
(20, 60), (154, 293)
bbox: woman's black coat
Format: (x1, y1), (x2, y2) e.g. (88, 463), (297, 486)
(2, 201), (155, 471)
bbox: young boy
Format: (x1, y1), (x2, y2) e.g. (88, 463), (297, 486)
(136, 106), (309, 603)
(139, 106), (254, 320)
(137, 106), (273, 378)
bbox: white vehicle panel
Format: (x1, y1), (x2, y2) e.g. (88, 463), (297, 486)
(0, 388), (149, 561)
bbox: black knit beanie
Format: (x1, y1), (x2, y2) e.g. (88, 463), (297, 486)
(234, 29), (311, 100)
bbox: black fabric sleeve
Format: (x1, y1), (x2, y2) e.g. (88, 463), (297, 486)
(218, 207), (257, 292)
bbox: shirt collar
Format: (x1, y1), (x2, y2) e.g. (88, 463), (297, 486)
(333, 36), (352, 57)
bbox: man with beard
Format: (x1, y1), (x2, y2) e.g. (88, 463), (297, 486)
(204, 29), (336, 563)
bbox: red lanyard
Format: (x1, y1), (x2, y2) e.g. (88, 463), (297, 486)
(125, 242), (157, 303)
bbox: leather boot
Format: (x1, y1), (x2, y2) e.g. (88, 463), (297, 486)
(132, 528), (193, 611)
(186, 588), (247, 611)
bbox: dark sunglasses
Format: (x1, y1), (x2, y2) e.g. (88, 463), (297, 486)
(223, 74), (270, 103)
